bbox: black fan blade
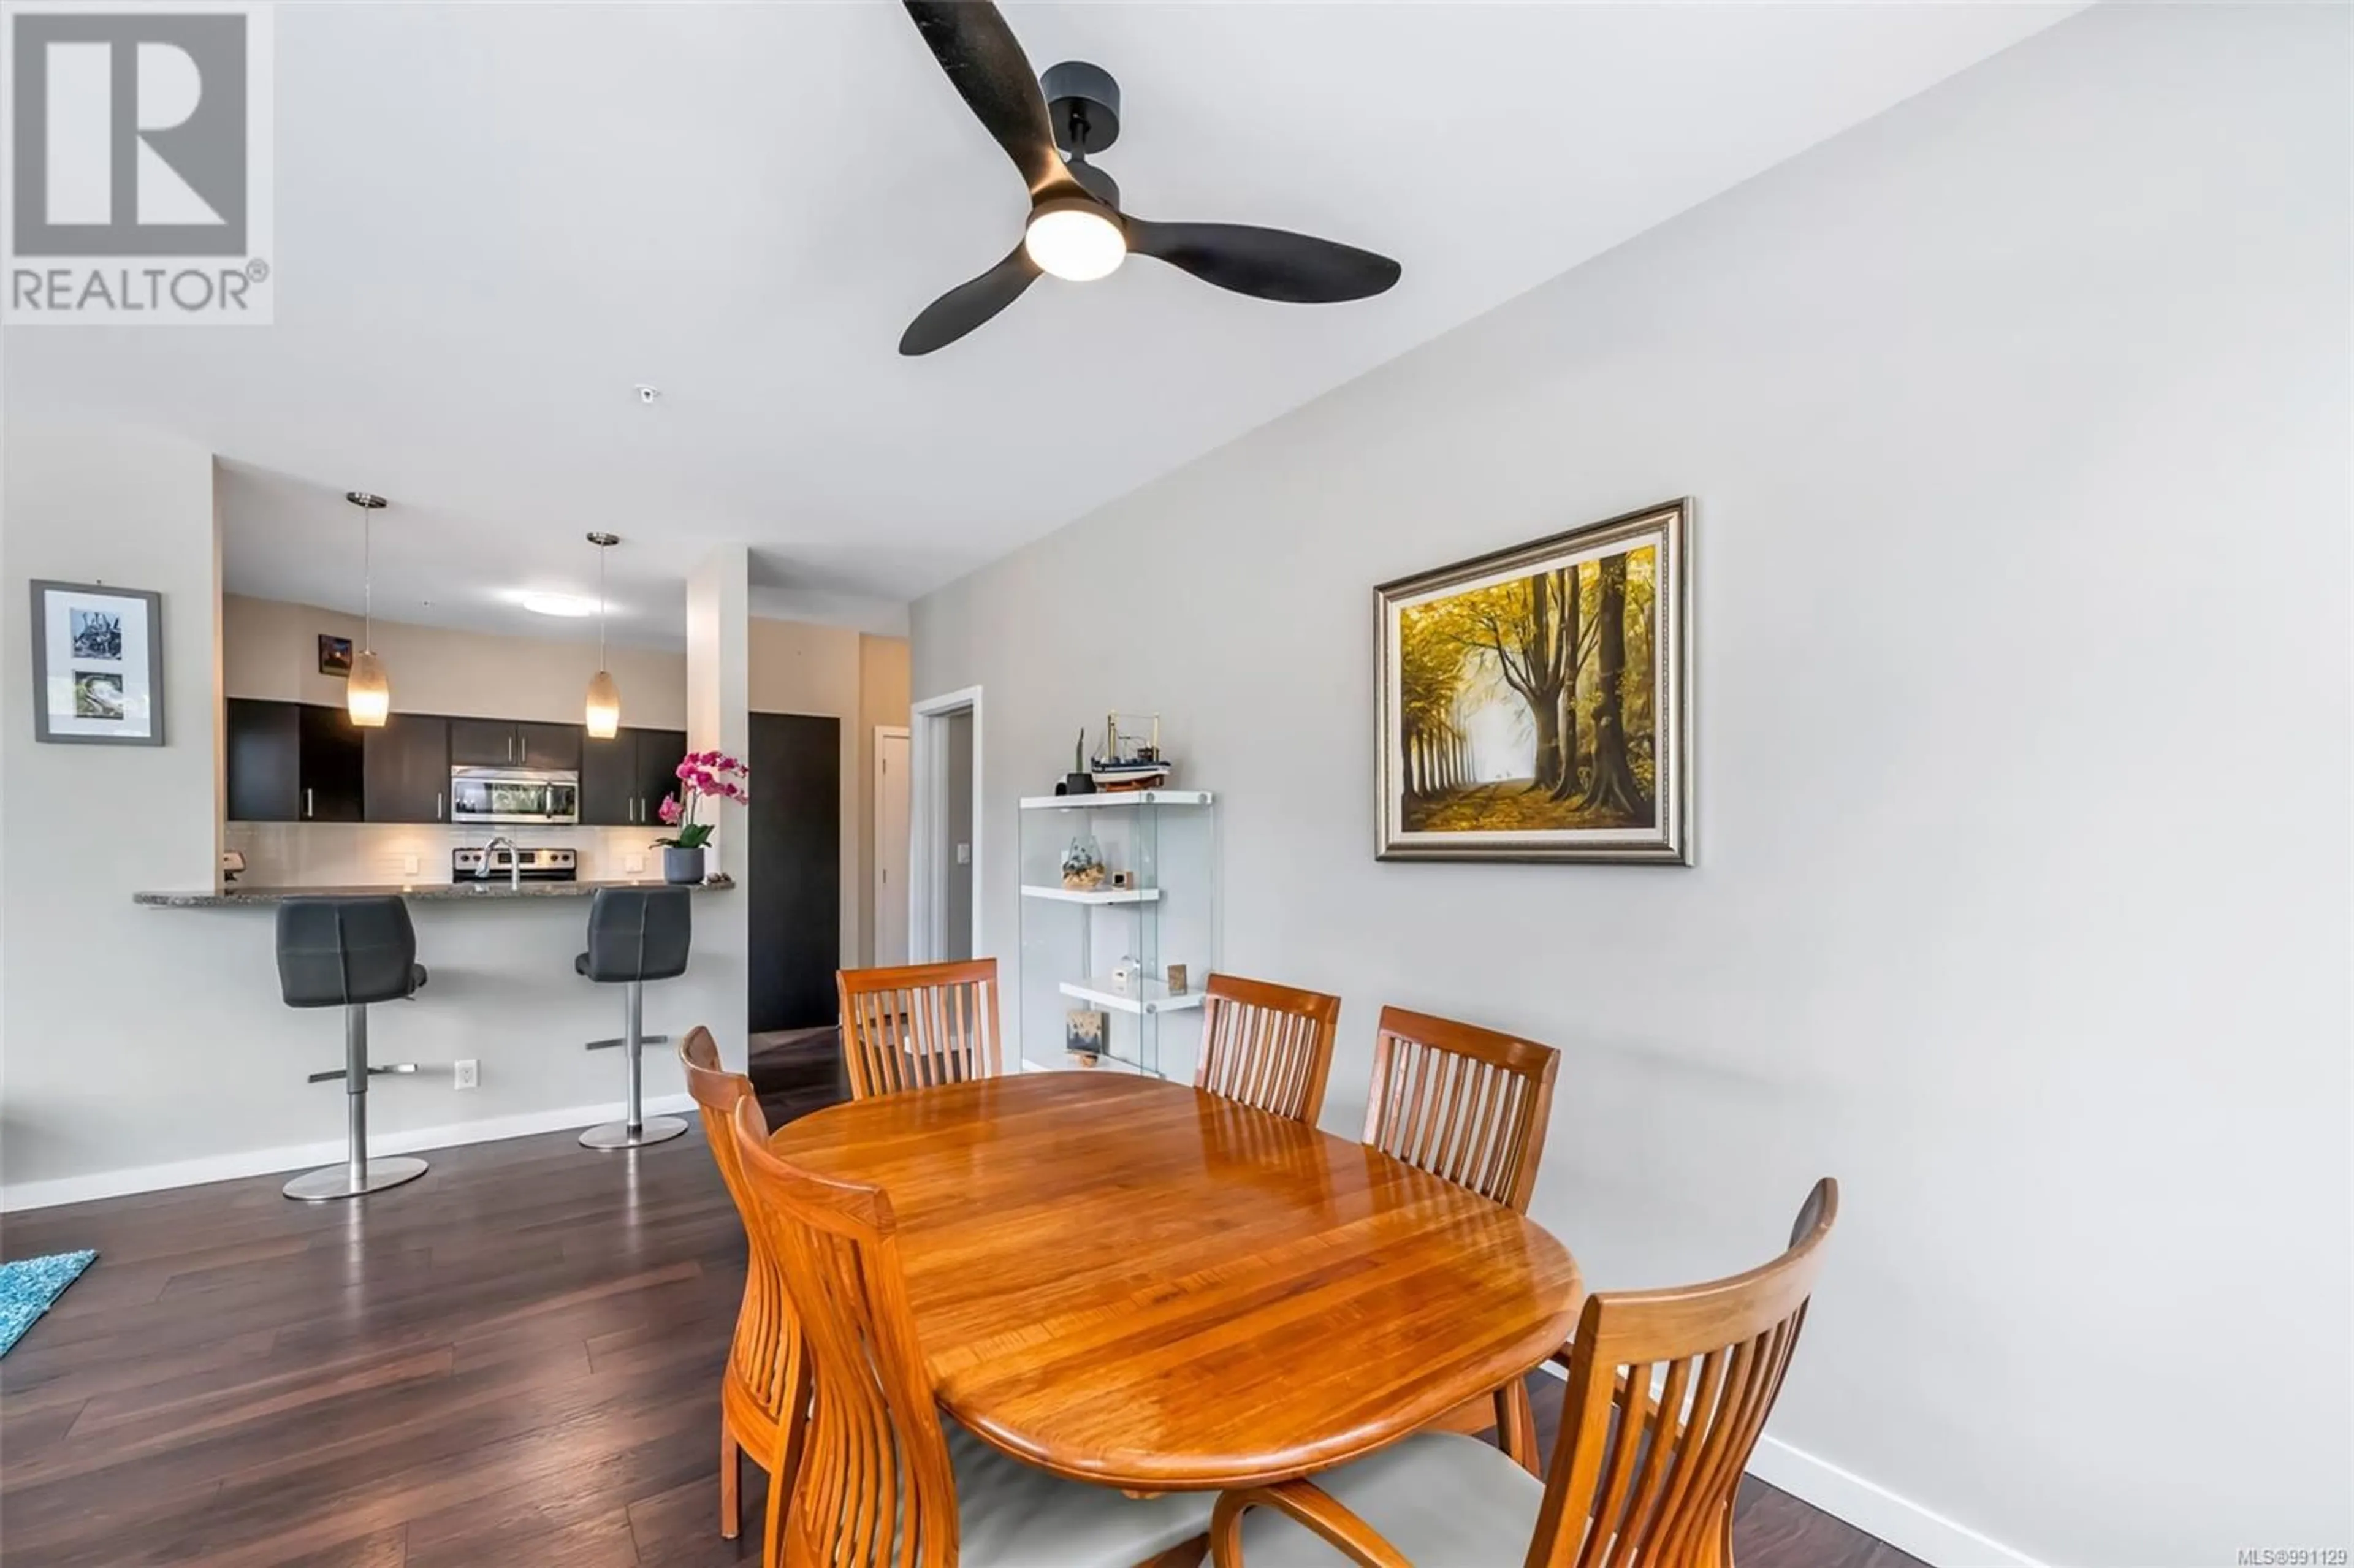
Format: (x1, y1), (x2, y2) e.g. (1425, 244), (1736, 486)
(902, 2), (1077, 200)
(1123, 218), (1401, 304)
(900, 243), (1040, 356)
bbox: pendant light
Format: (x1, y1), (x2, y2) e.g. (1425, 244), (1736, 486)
(345, 492), (390, 727)
(584, 531), (621, 739)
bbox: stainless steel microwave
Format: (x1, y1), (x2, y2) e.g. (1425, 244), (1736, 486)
(449, 766), (579, 826)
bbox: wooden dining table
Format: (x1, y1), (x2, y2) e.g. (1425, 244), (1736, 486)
(766, 1070), (1583, 1491)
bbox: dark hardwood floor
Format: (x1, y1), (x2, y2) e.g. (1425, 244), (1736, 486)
(0, 1049), (1916, 1567)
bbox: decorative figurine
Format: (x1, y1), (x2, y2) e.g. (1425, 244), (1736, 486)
(1110, 957), (1141, 994)
(1061, 834), (1106, 891)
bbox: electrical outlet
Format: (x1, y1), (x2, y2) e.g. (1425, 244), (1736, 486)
(625, 853), (645, 874)
(402, 853), (421, 875)
(454, 1059), (479, 1091)
(956, 842), (972, 865)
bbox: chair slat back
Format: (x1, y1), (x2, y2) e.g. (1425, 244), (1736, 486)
(837, 959), (1002, 1099)
(731, 1097), (959, 1568)
(676, 1029), (801, 1436)
(1363, 1007), (1560, 1212)
(1528, 1179), (1840, 1568)
(1194, 973), (1343, 1124)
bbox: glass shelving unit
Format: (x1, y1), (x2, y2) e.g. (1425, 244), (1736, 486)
(1017, 790), (1216, 1080)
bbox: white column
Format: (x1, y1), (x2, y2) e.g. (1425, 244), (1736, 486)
(686, 545), (751, 1070)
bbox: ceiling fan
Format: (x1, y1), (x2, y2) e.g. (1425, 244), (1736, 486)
(896, 1), (1403, 356)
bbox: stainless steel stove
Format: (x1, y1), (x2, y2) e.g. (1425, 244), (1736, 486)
(451, 846), (578, 883)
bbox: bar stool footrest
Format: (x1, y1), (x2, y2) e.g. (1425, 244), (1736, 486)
(306, 1063), (423, 1084)
(584, 1034), (671, 1051)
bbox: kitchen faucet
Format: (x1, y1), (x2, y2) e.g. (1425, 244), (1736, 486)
(479, 835), (520, 890)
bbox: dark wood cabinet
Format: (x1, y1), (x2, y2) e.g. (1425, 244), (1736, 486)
(635, 729), (688, 824)
(297, 704), (366, 821)
(225, 699), (365, 821)
(448, 718), (581, 772)
(363, 712), (450, 823)
(580, 731), (636, 826)
(448, 718), (517, 767)
(580, 726), (688, 825)
(517, 722), (581, 772)
(225, 698), (299, 821)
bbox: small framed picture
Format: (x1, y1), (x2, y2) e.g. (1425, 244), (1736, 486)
(1109, 869), (1135, 890)
(318, 634), (354, 677)
(30, 580), (163, 745)
(1065, 1008), (1107, 1062)
(1165, 963), (1189, 995)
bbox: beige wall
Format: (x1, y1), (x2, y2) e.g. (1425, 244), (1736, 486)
(856, 634), (912, 964)
(223, 592), (688, 727)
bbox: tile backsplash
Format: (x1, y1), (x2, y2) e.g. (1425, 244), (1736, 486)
(226, 821), (674, 887)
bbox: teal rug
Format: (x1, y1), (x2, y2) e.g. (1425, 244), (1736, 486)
(0, 1250), (96, 1357)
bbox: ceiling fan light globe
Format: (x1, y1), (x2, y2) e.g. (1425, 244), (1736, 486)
(1024, 204), (1125, 282)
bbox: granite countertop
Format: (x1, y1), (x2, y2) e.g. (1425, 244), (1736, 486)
(135, 875), (736, 907)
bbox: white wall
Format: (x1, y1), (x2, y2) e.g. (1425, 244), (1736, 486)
(910, 8), (2352, 1565)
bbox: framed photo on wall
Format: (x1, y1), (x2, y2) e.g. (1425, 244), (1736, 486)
(318, 634), (354, 676)
(29, 580), (166, 745)
(1375, 499), (1689, 863)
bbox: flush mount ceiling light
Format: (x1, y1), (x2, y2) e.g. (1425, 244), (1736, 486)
(344, 492), (390, 728)
(584, 532), (622, 739)
(896, 6), (1400, 354)
(520, 592), (598, 617)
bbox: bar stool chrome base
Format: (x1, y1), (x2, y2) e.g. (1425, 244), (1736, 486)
(577, 1116), (688, 1151)
(283, 1154), (429, 1202)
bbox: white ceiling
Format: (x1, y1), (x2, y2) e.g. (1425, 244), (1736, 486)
(6, 1), (2074, 647)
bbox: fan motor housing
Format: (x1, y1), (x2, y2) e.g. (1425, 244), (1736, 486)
(1043, 60), (1120, 155)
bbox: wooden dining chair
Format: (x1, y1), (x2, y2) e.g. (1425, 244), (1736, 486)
(1363, 1006), (1561, 1474)
(1209, 1179), (1840, 1568)
(1194, 973), (1342, 1124)
(836, 959), (1003, 1098)
(677, 1028), (806, 1554)
(727, 1095), (1214, 1567)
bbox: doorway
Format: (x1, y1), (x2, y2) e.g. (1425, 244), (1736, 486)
(908, 686), (984, 964)
(874, 726), (911, 965)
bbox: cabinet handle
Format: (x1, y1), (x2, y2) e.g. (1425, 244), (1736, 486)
(305, 788), (313, 819)
(435, 791), (443, 821)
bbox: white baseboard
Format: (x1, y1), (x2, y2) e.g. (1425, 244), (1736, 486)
(0, 1094), (699, 1214)
(1531, 1361), (2042, 1567)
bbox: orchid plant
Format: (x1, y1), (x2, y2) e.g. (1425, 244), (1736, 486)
(653, 750), (748, 850)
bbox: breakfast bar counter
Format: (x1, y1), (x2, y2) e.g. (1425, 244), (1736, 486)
(134, 875), (736, 907)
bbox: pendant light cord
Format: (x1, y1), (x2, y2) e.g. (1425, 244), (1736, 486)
(597, 539), (608, 667)
(362, 504), (373, 653)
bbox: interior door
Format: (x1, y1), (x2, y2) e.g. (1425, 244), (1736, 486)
(748, 712), (841, 1031)
(875, 729), (911, 965)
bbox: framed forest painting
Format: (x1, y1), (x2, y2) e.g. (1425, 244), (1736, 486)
(1376, 499), (1689, 863)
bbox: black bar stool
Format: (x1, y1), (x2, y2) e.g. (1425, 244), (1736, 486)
(275, 896), (429, 1201)
(577, 886), (691, 1150)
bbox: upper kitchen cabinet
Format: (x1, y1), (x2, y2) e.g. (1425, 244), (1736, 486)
(447, 718), (581, 771)
(581, 726), (688, 826)
(363, 712), (451, 823)
(227, 699), (365, 821)
(635, 729), (688, 823)
(448, 717), (517, 767)
(517, 722), (581, 772)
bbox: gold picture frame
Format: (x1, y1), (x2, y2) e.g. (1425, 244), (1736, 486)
(1374, 498), (1691, 864)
